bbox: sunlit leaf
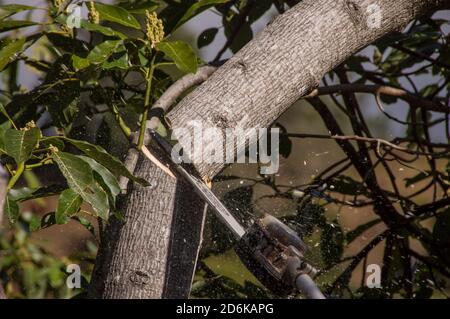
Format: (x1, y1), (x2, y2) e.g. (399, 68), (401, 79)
(87, 40), (123, 65)
(119, 0), (159, 14)
(4, 127), (41, 164)
(5, 195), (19, 224)
(62, 138), (149, 186)
(102, 51), (129, 70)
(8, 185), (66, 202)
(72, 55), (90, 70)
(94, 2), (140, 29)
(52, 151), (109, 220)
(175, 0), (229, 30)
(0, 4), (36, 19)
(156, 40), (198, 74)
(0, 20), (38, 33)
(0, 38), (25, 71)
(79, 155), (120, 204)
(80, 20), (127, 39)
(56, 188), (83, 224)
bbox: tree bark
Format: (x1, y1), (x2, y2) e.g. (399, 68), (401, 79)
(90, 149), (206, 298)
(91, 0), (448, 298)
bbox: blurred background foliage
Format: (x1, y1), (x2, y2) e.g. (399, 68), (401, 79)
(0, 0), (449, 299)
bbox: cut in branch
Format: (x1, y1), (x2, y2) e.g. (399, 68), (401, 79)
(118, 66), (217, 191)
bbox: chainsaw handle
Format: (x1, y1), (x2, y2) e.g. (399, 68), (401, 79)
(295, 274), (326, 299)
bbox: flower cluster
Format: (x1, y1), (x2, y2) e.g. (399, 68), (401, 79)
(88, 2), (100, 24)
(145, 11), (164, 48)
(53, 0), (64, 10)
(21, 121), (36, 131)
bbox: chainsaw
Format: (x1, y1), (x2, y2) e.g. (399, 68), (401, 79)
(149, 130), (325, 299)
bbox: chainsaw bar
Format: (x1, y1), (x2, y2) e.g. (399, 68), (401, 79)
(150, 130), (246, 239)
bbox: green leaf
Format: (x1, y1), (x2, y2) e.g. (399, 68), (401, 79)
(94, 2), (140, 29)
(156, 40), (198, 74)
(119, 0), (159, 14)
(0, 38), (25, 71)
(44, 84), (80, 129)
(0, 102), (15, 129)
(72, 55), (90, 70)
(52, 151), (109, 220)
(29, 212), (58, 231)
(5, 195), (19, 224)
(80, 20), (127, 39)
(8, 185), (66, 202)
(102, 51), (129, 70)
(87, 40), (123, 65)
(56, 189), (83, 224)
(62, 138), (149, 186)
(0, 20), (38, 33)
(4, 127), (41, 164)
(198, 28), (218, 48)
(0, 127), (5, 152)
(78, 155), (120, 203)
(175, 0), (229, 30)
(0, 4), (36, 19)
(41, 136), (65, 150)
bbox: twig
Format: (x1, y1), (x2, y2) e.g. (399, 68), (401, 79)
(391, 43), (450, 71)
(306, 84), (449, 114)
(285, 133), (441, 157)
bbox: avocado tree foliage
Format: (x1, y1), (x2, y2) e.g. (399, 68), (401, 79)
(0, 0), (449, 299)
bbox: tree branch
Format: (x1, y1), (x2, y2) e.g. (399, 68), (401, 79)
(306, 84), (449, 113)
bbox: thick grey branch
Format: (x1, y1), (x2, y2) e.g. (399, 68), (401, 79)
(91, 67), (216, 299)
(167, 0), (449, 179)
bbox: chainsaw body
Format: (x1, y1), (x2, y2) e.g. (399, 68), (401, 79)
(235, 214), (317, 296)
